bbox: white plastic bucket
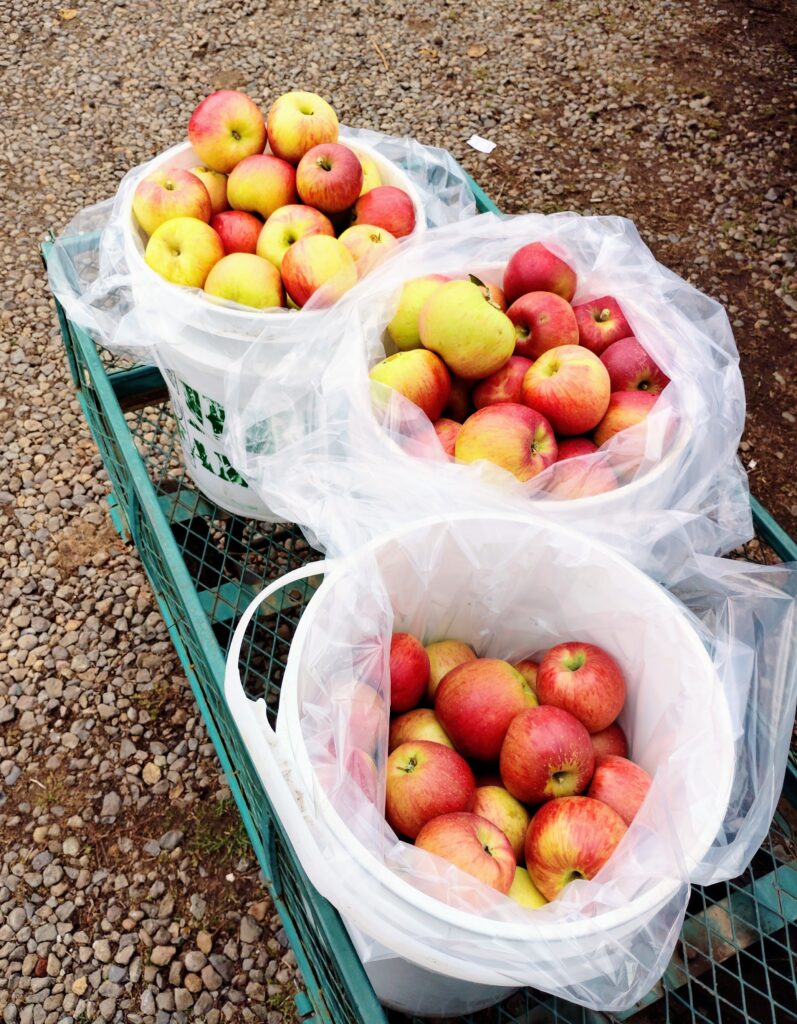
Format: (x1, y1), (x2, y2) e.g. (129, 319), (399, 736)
(123, 135), (426, 520)
(224, 513), (735, 1017)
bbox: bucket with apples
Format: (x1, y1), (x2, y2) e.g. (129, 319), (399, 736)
(224, 512), (797, 1016)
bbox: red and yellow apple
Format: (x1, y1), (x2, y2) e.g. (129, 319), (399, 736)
(593, 391), (658, 447)
(454, 404), (558, 482)
(296, 142), (363, 213)
(473, 356), (533, 409)
(133, 168), (212, 237)
(256, 204), (334, 270)
(188, 90), (267, 173)
(600, 337), (670, 395)
(420, 280), (516, 380)
(512, 659), (539, 695)
(227, 154), (298, 219)
(281, 234), (357, 307)
(145, 217), (224, 288)
(444, 375), (473, 421)
(573, 296), (632, 355)
(425, 640), (477, 702)
(545, 459), (618, 500)
(386, 275), (448, 352)
(386, 741), (475, 839)
(189, 166), (229, 217)
(507, 291), (579, 359)
(203, 252), (284, 309)
(389, 632), (430, 712)
(266, 90), (339, 165)
(503, 242), (577, 305)
(556, 438), (599, 461)
(472, 785), (531, 862)
(588, 754), (652, 825)
(388, 708), (453, 752)
(351, 185), (416, 238)
(338, 224), (398, 268)
(590, 722), (629, 759)
(415, 812), (516, 894)
(369, 349), (451, 422)
(521, 345), (611, 436)
(433, 417), (461, 457)
(330, 680), (386, 758)
(537, 642), (626, 733)
(210, 210), (262, 255)
(499, 705), (594, 804)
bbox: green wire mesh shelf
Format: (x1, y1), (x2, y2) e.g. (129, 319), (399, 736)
(42, 191), (797, 1024)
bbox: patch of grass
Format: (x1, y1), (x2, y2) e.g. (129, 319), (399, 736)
(187, 797), (250, 865)
(31, 773), (67, 811)
(131, 679), (172, 721)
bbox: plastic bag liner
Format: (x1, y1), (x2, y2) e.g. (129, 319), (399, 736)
(224, 512), (797, 1016)
(222, 211), (753, 559)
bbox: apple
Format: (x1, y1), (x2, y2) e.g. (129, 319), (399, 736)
(473, 356), (533, 409)
(388, 708), (453, 752)
(329, 681), (386, 758)
(281, 234), (357, 307)
(590, 722), (629, 759)
(358, 151), (382, 194)
(210, 210), (262, 255)
(600, 337), (670, 395)
(204, 252), (284, 309)
(386, 275), (448, 352)
(471, 785), (531, 862)
(499, 705), (594, 804)
(469, 276), (506, 311)
(573, 296), (632, 355)
(389, 632), (430, 712)
(593, 391), (658, 447)
(537, 642), (626, 733)
(133, 167), (212, 237)
(338, 224), (398, 268)
(386, 741), (475, 839)
(188, 90), (267, 173)
(588, 754), (652, 825)
(503, 242), (577, 305)
(512, 659), (539, 696)
(415, 812), (516, 894)
(433, 417), (461, 457)
(145, 217), (224, 288)
(351, 185), (416, 238)
(444, 375), (473, 421)
(556, 438), (598, 461)
(545, 458), (618, 500)
(521, 345), (611, 436)
(525, 796), (627, 901)
(296, 142), (363, 213)
(189, 166), (229, 217)
(315, 748), (379, 804)
(266, 90), (339, 164)
(369, 350), (451, 422)
(435, 658), (537, 761)
(227, 154), (298, 219)
(508, 867), (548, 908)
(425, 640), (477, 702)
(506, 291), (579, 359)
(455, 404), (558, 482)
(256, 204), (334, 270)
(419, 281), (515, 380)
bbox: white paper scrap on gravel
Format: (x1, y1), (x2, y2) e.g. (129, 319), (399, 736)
(466, 134), (496, 153)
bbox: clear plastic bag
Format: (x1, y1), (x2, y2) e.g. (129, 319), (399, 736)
(224, 513), (797, 1016)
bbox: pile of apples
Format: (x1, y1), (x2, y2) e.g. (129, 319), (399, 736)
(370, 243), (671, 498)
(382, 633), (651, 907)
(133, 89), (417, 309)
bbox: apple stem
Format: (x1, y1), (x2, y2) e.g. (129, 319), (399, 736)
(598, 308), (611, 322)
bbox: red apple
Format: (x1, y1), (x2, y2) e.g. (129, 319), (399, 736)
(525, 796), (627, 901)
(503, 242), (577, 305)
(210, 210), (262, 254)
(537, 642), (626, 733)
(296, 142), (363, 213)
(444, 375), (473, 421)
(329, 681), (386, 758)
(512, 659), (539, 696)
(455, 404), (557, 482)
(435, 658), (537, 761)
(573, 296), (632, 356)
(415, 812), (516, 893)
(227, 154), (298, 219)
(315, 748), (379, 805)
(369, 350), (451, 422)
(351, 185), (416, 238)
(425, 640), (477, 702)
(499, 705), (594, 804)
(556, 438), (598, 461)
(590, 722), (629, 759)
(521, 345), (610, 436)
(388, 708), (454, 752)
(133, 167), (212, 237)
(338, 224), (398, 268)
(433, 418), (461, 457)
(593, 391), (658, 447)
(386, 741), (475, 839)
(588, 754), (652, 825)
(472, 785), (531, 862)
(281, 234), (357, 307)
(256, 204), (334, 270)
(506, 291), (580, 359)
(600, 337), (670, 395)
(188, 90), (267, 173)
(472, 356), (533, 409)
(389, 633), (430, 712)
(544, 459), (618, 500)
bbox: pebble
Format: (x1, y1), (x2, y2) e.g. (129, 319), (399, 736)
(100, 792), (121, 818)
(150, 945), (176, 967)
(158, 829), (184, 851)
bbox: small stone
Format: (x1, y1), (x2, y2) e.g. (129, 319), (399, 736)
(150, 945), (176, 966)
(100, 792), (121, 818)
(46, 953), (60, 977)
(62, 837), (80, 857)
(184, 972), (202, 993)
(196, 930), (212, 954)
(140, 989), (156, 1014)
(142, 762), (161, 785)
(189, 894), (207, 920)
(183, 950), (206, 972)
(158, 829), (183, 851)
(99, 997), (117, 1021)
(93, 939), (112, 963)
(71, 976), (88, 996)
(239, 915), (262, 945)
(9, 907), (26, 930)
(201, 964), (223, 991)
(174, 988), (193, 1011)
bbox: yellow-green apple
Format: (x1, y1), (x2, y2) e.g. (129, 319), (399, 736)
(188, 90), (267, 173)
(210, 211), (262, 254)
(281, 234), (357, 307)
(588, 754), (651, 825)
(499, 705), (594, 804)
(357, 151), (382, 194)
(227, 154), (298, 219)
(507, 291), (579, 359)
(545, 459), (618, 500)
(338, 224), (398, 268)
(415, 812), (516, 893)
(525, 796), (627, 901)
(508, 866), (548, 908)
(435, 658), (538, 761)
(471, 785), (531, 862)
(189, 166), (229, 217)
(296, 142), (363, 213)
(369, 350), (451, 422)
(256, 204), (334, 270)
(419, 280), (515, 380)
(445, 375), (473, 421)
(593, 390), (657, 447)
(389, 632), (430, 712)
(386, 275), (448, 352)
(556, 437), (598, 461)
(537, 642), (626, 733)
(433, 417), (461, 457)
(351, 185), (416, 238)
(266, 90), (339, 164)
(388, 708), (453, 753)
(203, 252), (284, 309)
(512, 659), (539, 695)
(521, 345), (611, 436)
(503, 242), (577, 305)
(330, 681), (386, 758)
(133, 168), (212, 237)
(600, 337), (670, 395)
(573, 296), (632, 355)
(590, 722), (629, 759)
(386, 741), (475, 838)
(473, 355), (533, 408)
(145, 217), (224, 287)
(425, 640), (477, 702)
(454, 404), (558, 482)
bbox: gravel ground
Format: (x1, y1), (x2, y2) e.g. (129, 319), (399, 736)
(1, 2), (795, 1023)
